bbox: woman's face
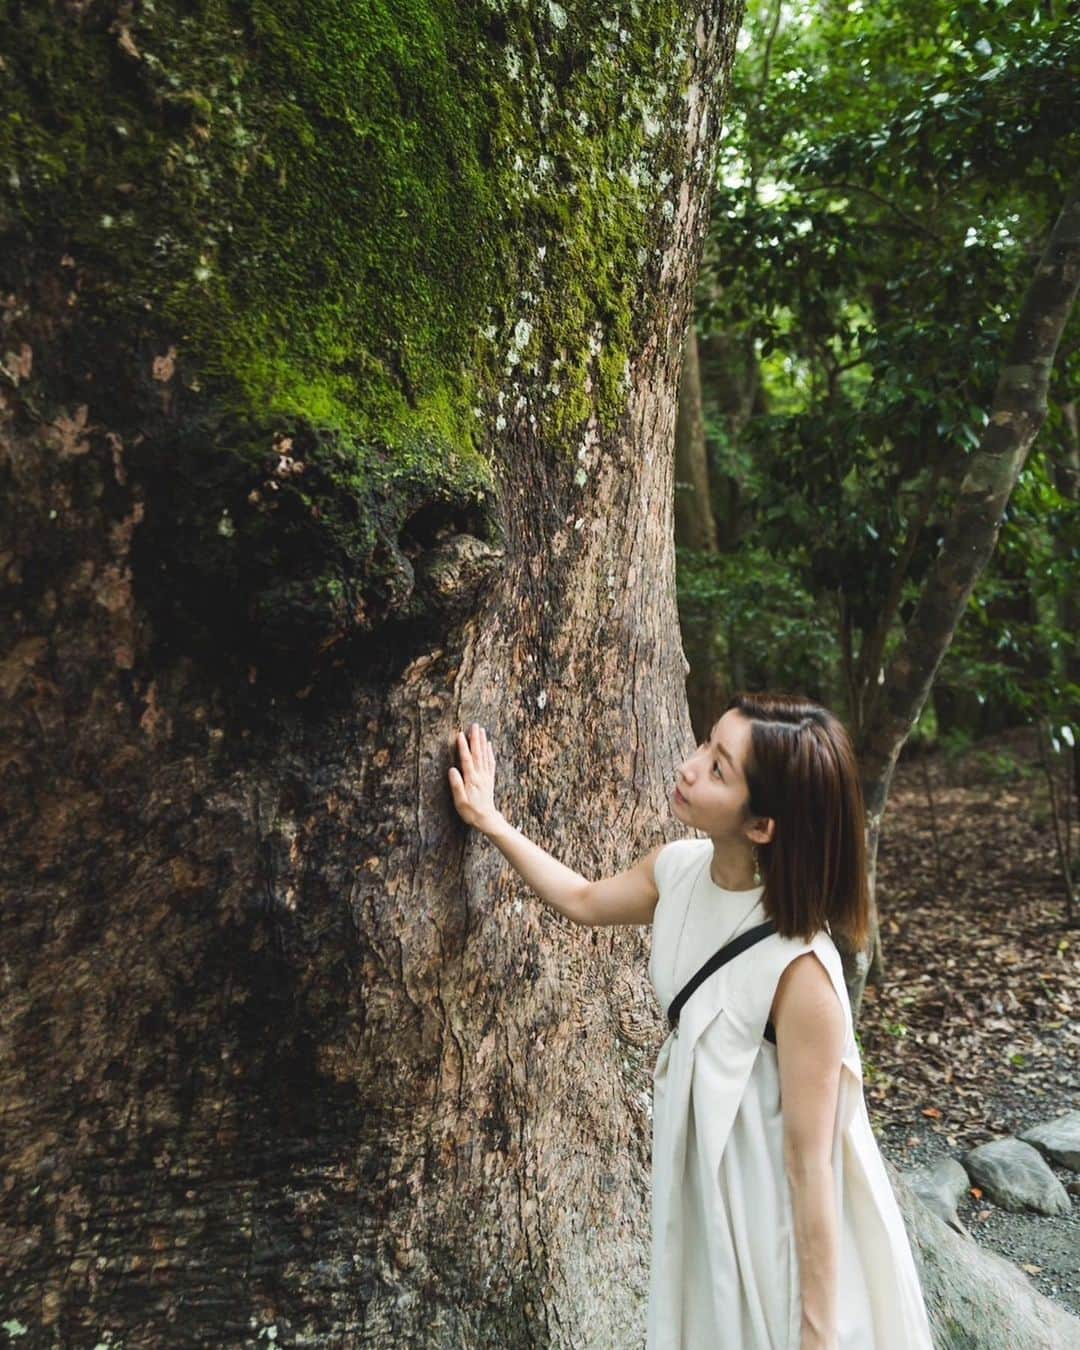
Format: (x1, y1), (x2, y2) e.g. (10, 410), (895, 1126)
(671, 708), (756, 840)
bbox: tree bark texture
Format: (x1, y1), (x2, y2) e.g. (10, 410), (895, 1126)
(0, 2), (743, 1345)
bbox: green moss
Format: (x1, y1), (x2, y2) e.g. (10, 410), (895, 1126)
(2, 0), (695, 660)
(5, 1), (691, 436)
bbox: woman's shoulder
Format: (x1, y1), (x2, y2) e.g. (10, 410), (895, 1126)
(654, 835), (710, 893)
(770, 924), (843, 973)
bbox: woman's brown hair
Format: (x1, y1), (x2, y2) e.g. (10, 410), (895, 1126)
(725, 691), (870, 952)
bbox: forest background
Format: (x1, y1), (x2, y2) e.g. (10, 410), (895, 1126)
(671, 0), (1079, 1318)
(677, 0), (1077, 797)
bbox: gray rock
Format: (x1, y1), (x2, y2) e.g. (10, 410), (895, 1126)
(1019, 1110), (1080, 1172)
(895, 1155), (1080, 1349)
(904, 1156), (973, 1236)
(962, 1138), (1073, 1217)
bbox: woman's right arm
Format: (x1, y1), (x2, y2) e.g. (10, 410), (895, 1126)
(449, 723), (663, 927)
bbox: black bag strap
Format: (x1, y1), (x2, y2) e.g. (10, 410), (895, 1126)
(667, 918), (778, 1032)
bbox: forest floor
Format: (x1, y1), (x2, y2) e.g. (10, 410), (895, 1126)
(865, 725), (1079, 1319)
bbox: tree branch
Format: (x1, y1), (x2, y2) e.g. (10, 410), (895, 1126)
(748, 0), (784, 201)
(809, 182), (944, 240)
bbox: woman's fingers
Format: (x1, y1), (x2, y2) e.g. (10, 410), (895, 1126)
(449, 725), (497, 829)
(453, 724), (494, 787)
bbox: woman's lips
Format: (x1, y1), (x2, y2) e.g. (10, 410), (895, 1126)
(673, 785), (687, 805)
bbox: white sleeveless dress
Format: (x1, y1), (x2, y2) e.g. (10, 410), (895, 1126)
(647, 836), (933, 1350)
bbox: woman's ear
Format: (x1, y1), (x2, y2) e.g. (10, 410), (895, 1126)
(747, 817), (775, 845)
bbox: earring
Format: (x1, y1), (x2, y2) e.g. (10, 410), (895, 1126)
(752, 846), (762, 886)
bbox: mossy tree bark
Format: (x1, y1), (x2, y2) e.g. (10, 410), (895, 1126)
(0, 2), (743, 1345)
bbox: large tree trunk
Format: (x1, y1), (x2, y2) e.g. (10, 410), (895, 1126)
(2, 7), (1075, 1347)
(850, 187), (1080, 1007)
(0, 2), (741, 1345)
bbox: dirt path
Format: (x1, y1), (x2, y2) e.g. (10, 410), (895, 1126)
(861, 728), (1078, 1317)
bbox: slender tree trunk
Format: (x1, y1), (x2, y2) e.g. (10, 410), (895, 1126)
(848, 188), (1080, 1016)
(850, 452), (952, 740)
(674, 324), (718, 554)
(699, 327), (763, 544)
(675, 318), (764, 736)
(674, 323), (727, 737)
(1054, 399), (1080, 823)
(1036, 718), (1076, 920)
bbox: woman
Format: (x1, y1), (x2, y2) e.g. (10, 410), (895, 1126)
(449, 691), (934, 1350)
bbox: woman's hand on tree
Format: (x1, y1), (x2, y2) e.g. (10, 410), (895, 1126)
(449, 723), (502, 833)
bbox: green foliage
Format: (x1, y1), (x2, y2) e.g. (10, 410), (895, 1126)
(936, 444), (1080, 729)
(692, 0), (1077, 731)
(676, 543), (839, 697)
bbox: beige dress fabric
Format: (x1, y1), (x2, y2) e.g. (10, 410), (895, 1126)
(647, 837), (934, 1349)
